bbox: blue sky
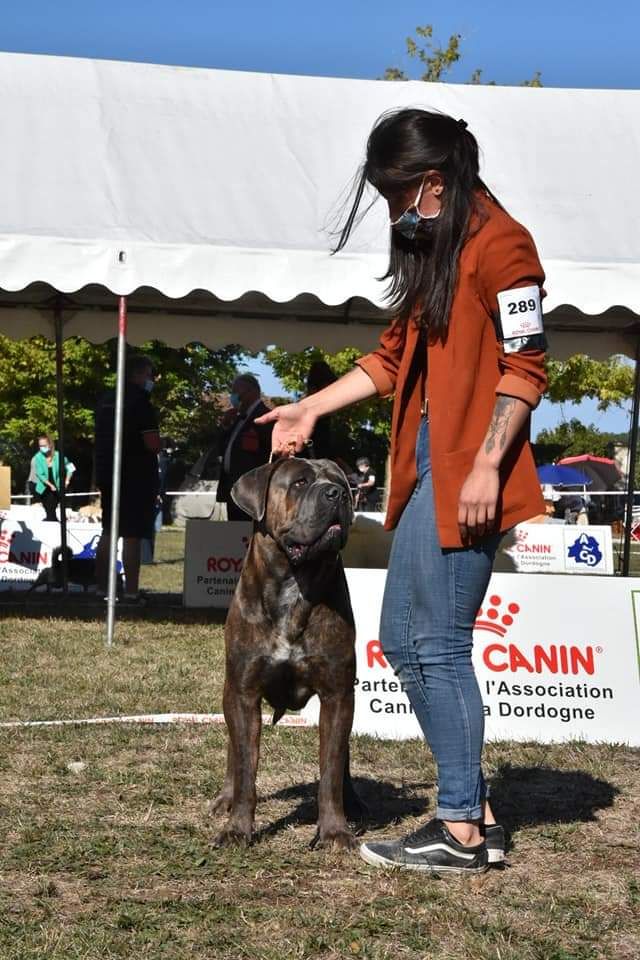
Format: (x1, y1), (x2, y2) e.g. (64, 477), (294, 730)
(5, 0), (638, 437)
(4, 1), (639, 89)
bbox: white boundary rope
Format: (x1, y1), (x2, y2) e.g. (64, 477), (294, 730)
(0, 712), (312, 730)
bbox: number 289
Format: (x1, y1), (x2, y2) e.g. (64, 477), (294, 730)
(507, 299), (537, 315)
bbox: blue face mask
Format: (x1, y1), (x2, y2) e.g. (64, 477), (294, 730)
(229, 392), (241, 409)
(143, 379), (154, 393)
(39, 445), (50, 454)
(390, 177), (440, 241)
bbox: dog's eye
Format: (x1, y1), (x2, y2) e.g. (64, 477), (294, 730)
(294, 477), (308, 487)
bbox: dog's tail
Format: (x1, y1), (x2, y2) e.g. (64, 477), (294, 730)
(272, 708), (286, 726)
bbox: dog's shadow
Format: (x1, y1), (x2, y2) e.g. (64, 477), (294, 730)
(252, 764), (618, 846)
(253, 776), (431, 842)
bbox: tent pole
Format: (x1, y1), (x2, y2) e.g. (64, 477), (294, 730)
(54, 297), (68, 593)
(622, 337), (640, 577)
(106, 296), (128, 646)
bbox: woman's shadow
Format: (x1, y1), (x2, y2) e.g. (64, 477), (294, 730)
(489, 763), (619, 851)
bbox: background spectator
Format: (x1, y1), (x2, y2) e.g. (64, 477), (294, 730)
(94, 354), (161, 601)
(216, 374), (273, 521)
(33, 434), (75, 521)
(353, 456), (377, 511)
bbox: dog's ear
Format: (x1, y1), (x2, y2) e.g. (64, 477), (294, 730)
(231, 462), (278, 521)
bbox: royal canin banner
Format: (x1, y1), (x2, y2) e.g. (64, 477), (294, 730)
(183, 519), (252, 608)
(0, 507), (108, 590)
(302, 570), (640, 747)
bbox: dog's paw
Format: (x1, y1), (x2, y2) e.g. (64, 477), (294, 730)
(208, 790), (233, 817)
(214, 824), (253, 848)
(311, 827), (358, 851)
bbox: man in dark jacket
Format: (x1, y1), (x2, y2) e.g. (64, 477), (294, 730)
(94, 354), (161, 599)
(217, 374), (273, 520)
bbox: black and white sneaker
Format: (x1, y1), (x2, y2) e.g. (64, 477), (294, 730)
(484, 824), (506, 864)
(359, 819), (488, 876)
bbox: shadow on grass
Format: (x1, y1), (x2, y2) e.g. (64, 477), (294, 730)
(252, 764), (618, 846)
(490, 763), (619, 851)
(252, 776), (431, 842)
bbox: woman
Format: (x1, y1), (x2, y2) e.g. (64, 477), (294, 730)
(33, 434), (75, 522)
(257, 109), (547, 874)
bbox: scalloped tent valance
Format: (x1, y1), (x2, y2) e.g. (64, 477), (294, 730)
(0, 53), (639, 358)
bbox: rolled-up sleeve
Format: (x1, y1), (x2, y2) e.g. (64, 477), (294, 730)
(478, 222), (548, 409)
(355, 320), (407, 398)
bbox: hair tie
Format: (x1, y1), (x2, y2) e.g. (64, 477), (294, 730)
(457, 118), (468, 130)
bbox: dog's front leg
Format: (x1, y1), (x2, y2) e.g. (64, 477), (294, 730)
(209, 739), (235, 816)
(215, 680), (262, 847)
(314, 691), (357, 850)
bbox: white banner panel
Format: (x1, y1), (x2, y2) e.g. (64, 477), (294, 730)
(183, 520), (252, 608)
(301, 570), (640, 746)
(502, 524), (613, 575)
(0, 507), (107, 590)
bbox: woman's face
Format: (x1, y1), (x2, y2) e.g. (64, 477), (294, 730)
(384, 171), (444, 223)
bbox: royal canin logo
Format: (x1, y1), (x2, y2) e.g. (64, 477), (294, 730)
(475, 594), (596, 676)
(474, 594), (520, 637)
(206, 537), (249, 573)
(207, 556), (244, 573)
(365, 593), (598, 677)
(513, 529), (552, 554)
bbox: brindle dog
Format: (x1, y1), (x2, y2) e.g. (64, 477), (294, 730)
(211, 457), (363, 849)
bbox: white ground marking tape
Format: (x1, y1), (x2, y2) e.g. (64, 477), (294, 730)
(0, 712), (312, 730)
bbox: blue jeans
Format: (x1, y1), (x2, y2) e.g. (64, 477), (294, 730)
(380, 419), (500, 821)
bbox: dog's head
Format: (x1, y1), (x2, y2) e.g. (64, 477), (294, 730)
(231, 458), (353, 566)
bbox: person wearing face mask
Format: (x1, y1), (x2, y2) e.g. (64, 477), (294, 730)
(256, 109), (547, 875)
(94, 354), (161, 601)
(216, 374), (273, 521)
(32, 434), (75, 521)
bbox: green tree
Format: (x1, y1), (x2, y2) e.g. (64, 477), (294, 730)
(381, 25), (461, 82)
(533, 419), (639, 485)
(533, 419), (624, 463)
(264, 346), (391, 476)
(0, 335), (243, 490)
(545, 355), (635, 409)
(382, 23), (541, 86)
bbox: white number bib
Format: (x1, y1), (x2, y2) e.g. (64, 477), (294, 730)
(496, 285), (544, 340)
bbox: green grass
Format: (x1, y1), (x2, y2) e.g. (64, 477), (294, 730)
(0, 614), (638, 959)
(138, 526), (186, 594)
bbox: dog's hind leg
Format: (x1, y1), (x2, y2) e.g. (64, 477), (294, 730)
(214, 682), (262, 847)
(313, 691), (358, 850)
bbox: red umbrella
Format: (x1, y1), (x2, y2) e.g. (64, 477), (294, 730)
(557, 455), (624, 491)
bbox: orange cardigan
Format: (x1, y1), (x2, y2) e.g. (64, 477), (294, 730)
(356, 196), (547, 548)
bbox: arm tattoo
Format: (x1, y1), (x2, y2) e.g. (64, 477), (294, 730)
(485, 396), (517, 455)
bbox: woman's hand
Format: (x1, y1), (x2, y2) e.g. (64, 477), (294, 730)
(458, 461), (500, 541)
(255, 402), (318, 455)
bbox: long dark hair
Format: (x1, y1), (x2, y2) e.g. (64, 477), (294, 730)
(334, 109), (500, 342)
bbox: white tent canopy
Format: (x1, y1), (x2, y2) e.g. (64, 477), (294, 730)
(0, 52), (639, 356)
